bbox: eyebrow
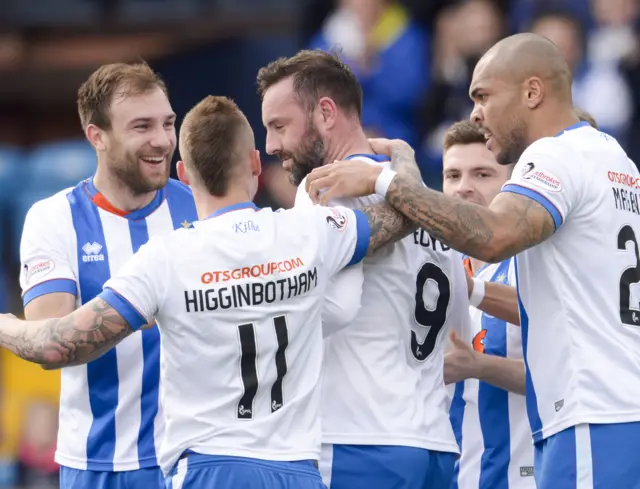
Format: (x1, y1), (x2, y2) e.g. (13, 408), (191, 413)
(469, 87), (481, 100)
(129, 113), (176, 125)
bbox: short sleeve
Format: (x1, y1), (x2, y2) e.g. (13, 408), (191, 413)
(99, 238), (168, 331)
(312, 206), (370, 275)
(20, 200), (78, 307)
(501, 138), (577, 232)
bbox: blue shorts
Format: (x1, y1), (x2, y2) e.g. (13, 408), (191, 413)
(320, 444), (456, 489)
(534, 422), (640, 489)
(165, 453), (324, 489)
(60, 466), (164, 489)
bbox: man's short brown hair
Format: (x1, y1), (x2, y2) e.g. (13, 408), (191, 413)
(257, 49), (363, 119)
(443, 120), (486, 151)
(179, 96), (252, 197)
(77, 62), (168, 130)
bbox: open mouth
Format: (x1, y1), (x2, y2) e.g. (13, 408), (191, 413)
(140, 156), (165, 166)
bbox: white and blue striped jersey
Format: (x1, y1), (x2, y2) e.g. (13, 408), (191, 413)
(501, 121), (640, 442)
(449, 258), (535, 489)
(99, 202), (369, 475)
(19, 178), (197, 471)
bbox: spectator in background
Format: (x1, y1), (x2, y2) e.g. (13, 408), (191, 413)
(17, 401), (58, 489)
(529, 8), (633, 138)
(419, 0), (504, 186)
(308, 0), (430, 151)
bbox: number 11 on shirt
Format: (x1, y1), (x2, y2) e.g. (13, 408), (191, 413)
(237, 315), (289, 419)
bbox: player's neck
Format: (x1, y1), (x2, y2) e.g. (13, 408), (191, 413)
(194, 186), (254, 221)
(324, 125), (372, 164)
(469, 257), (485, 276)
(531, 109), (580, 142)
(93, 168), (157, 213)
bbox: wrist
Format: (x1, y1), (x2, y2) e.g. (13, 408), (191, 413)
(374, 167), (397, 196)
(469, 277), (485, 307)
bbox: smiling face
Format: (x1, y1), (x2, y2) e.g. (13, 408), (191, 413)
(261, 77), (326, 186)
(469, 55), (530, 166)
(101, 86), (176, 194)
(442, 142), (513, 206)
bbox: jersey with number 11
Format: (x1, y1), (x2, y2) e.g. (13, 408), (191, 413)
(100, 202), (370, 475)
(501, 121), (640, 443)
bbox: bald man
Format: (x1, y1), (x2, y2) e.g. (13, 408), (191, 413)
(304, 33), (640, 489)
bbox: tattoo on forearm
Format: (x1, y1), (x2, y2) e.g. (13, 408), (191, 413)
(390, 145), (422, 182)
(385, 173), (554, 261)
(361, 203), (416, 254)
(3, 299), (133, 368)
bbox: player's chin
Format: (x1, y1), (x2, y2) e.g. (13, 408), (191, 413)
(141, 168), (170, 190)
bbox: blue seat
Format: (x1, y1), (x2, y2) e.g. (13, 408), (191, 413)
(25, 140), (96, 194)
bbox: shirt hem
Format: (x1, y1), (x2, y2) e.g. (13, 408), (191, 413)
(534, 411), (640, 442)
(55, 453), (159, 472)
(321, 433), (460, 454)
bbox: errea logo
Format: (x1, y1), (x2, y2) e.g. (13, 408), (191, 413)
(82, 242), (105, 263)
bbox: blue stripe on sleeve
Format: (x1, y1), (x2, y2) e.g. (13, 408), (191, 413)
(501, 183), (563, 231)
(347, 209), (370, 267)
(100, 288), (147, 331)
(22, 278), (77, 306)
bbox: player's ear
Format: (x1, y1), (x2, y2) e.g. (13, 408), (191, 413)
(317, 97), (337, 130)
(86, 124), (106, 152)
(177, 160), (190, 186)
(250, 149), (262, 178)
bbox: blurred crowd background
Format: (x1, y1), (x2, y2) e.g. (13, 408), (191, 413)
(0, 0), (637, 486)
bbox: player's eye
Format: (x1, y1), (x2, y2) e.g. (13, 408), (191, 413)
(274, 124), (285, 131)
(445, 174), (459, 180)
(135, 124), (149, 130)
(164, 121), (175, 129)
(478, 172), (491, 178)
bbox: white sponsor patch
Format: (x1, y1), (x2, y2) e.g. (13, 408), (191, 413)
(326, 207), (348, 231)
(521, 162), (562, 192)
(24, 259), (55, 285)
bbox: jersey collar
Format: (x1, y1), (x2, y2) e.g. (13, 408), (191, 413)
(206, 201), (259, 219)
(84, 178), (166, 220)
(345, 153), (389, 162)
(555, 120), (590, 137)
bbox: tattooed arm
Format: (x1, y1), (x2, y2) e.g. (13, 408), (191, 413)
(306, 140), (555, 263)
(384, 143), (554, 262)
(361, 202), (416, 255)
(0, 298), (133, 369)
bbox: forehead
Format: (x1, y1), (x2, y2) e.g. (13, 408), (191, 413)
(109, 86), (173, 123)
(443, 143), (498, 170)
(469, 54), (510, 97)
(261, 78), (303, 118)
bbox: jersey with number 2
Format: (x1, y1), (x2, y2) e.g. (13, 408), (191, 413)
(501, 121), (640, 443)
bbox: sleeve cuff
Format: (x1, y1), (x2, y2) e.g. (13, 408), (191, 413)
(23, 278), (77, 307)
(99, 288), (148, 331)
(501, 184), (564, 231)
(347, 209), (370, 266)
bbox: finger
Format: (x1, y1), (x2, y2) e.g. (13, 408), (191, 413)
(307, 174), (338, 198)
(450, 331), (468, 348)
(368, 138), (392, 155)
(306, 165), (335, 191)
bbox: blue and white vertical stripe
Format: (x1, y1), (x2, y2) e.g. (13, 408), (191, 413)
(449, 259), (535, 489)
(53, 179), (197, 471)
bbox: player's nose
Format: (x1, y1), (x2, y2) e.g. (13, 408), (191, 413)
(149, 126), (172, 150)
(455, 178), (475, 200)
(265, 132), (281, 156)
(470, 105), (483, 125)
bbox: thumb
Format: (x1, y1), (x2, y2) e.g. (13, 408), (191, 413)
(450, 330), (467, 347)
